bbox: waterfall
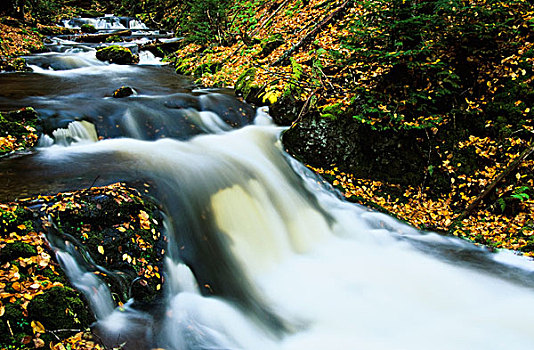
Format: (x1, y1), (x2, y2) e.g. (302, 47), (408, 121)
(3, 28), (534, 350)
(50, 120), (99, 146)
(37, 125), (534, 350)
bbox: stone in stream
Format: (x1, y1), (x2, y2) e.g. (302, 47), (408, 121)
(113, 86), (136, 98)
(96, 45), (139, 65)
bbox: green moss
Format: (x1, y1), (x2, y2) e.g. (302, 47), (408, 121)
(0, 302), (30, 347)
(27, 286), (94, 332)
(80, 24), (97, 34)
(96, 45), (139, 65)
(235, 68), (258, 100)
(0, 242), (37, 263)
(105, 35), (123, 43)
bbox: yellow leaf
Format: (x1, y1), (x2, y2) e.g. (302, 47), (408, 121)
(98, 246), (104, 255)
(117, 226), (126, 232)
(31, 320), (45, 334)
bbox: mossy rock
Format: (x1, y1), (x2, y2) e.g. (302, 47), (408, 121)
(1, 57), (32, 72)
(96, 45), (139, 65)
(40, 185), (167, 305)
(81, 23), (98, 34)
(105, 35), (123, 43)
(0, 107), (41, 155)
(234, 68), (263, 106)
(259, 36), (284, 58)
(0, 242), (37, 263)
(28, 286), (95, 341)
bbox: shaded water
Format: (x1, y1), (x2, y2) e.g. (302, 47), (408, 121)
(1, 25), (534, 350)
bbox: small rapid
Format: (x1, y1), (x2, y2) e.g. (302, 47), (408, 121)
(1, 20), (534, 350)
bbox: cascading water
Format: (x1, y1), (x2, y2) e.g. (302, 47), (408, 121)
(2, 29), (534, 350)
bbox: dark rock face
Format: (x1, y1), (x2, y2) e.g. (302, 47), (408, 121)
(96, 45), (139, 65)
(269, 95), (304, 126)
(282, 114), (429, 187)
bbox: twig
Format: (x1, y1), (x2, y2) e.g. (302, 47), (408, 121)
(250, 0), (290, 38)
(454, 142), (534, 225)
(272, 0), (352, 66)
(294, 88), (320, 125)
(250, 62), (316, 88)
(89, 175), (100, 189)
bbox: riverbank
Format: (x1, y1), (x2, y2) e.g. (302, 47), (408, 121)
(1, 182), (165, 350)
(165, 0), (534, 257)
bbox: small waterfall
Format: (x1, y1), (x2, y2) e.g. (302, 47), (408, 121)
(129, 19), (148, 30)
(55, 247), (115, 319)
(139, 50), (163, 65)
(62, 16), (148, 30)
(50, 120), (99, 146)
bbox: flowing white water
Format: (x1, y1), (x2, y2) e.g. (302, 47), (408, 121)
(4, 28), (534, 349)
(39, 124), (534, 350)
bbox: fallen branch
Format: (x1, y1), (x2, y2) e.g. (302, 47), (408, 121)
(272, 0), (352, 66)
(294, 88), (320, 125)
(250, 0), (290, 38)
(454, 142), (534, 224)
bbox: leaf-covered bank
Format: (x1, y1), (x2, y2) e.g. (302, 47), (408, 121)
(166, 0), (534, 256)
(0, 183), (166, 350)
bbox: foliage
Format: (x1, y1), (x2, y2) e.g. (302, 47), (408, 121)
(341, 0), (533, 131)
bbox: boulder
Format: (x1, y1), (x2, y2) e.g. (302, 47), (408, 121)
(113, 86), (135, 98)
(96, 45), (139, 65)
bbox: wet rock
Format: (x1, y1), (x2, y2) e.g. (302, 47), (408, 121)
(95, 45), (139, 64)
(282, 114), (429, 187)
(270, 95), (305, 126)
(113, 86), (135, 98)
(38, 183), (167, 305)
(80, 23), (97, 34)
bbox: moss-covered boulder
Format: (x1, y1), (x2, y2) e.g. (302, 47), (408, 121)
(80, 23), (98, 34)
(0, 205), (92, 349)
(37, 183), (166, 305)
(0, 107), (41, 156)
(96, 45), (139, 65)
(28, 286), (94, 335)
(234, 68), (264, 106)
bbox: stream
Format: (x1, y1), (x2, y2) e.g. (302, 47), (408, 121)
(1, 19), (534, 350)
